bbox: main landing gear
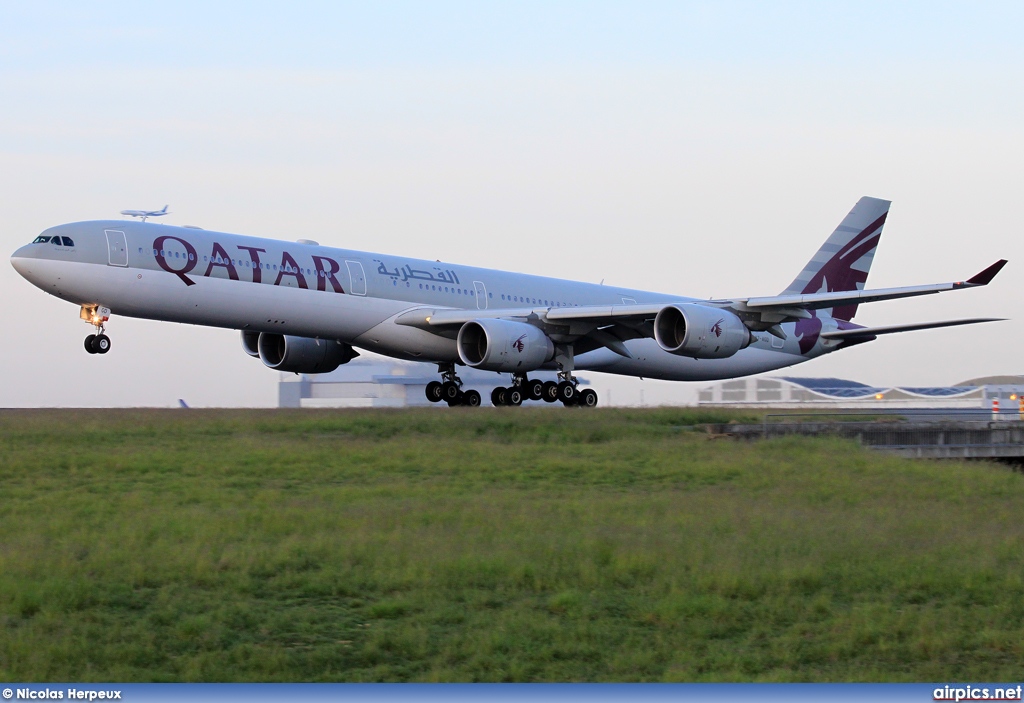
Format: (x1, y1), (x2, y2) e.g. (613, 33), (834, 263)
(426, 346), (600, 408)
(81, 305), (112, 355)
(424, 365), (599, 409)
(491, 373), (597, 407)
(545, 344), (599, 408)
(425, 364), (481, 407)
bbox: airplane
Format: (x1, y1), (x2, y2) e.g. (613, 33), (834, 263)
(120, 205), (169, 222)
(10, 197), (1007, 408)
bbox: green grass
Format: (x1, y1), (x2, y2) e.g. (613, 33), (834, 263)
(0, 408), (1022, 682)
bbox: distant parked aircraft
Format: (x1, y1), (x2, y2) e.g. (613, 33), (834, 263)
(10, 197), (1007, 408)
(120, 205), (169, 222)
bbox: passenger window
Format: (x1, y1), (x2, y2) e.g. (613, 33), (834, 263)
(62, 237), (74, 247)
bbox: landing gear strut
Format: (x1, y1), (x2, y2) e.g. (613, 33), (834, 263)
(425, 363), (481, 407)
(81, 305), (111, 355)
(552, 344), (598, 408)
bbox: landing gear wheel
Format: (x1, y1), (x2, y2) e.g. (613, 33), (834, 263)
(463, 389), (482, 407)
(447, 391), (464, 407)
(425, 381), (444, 403)
(507, 388), (523, 406)
(578, 388), (598, 408)
(541, 381), (559, 403)
(491, 387), (506, 406)
(93, 334), (111, 354)
(526, 379), (544, 401)
(84, 334), (97, 354)
(557, 381), (576, 404)
(441, 381), (460, 402)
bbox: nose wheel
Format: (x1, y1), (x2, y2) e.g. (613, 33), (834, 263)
(84, 333), (111, 354)
(81, 305), (112, 355)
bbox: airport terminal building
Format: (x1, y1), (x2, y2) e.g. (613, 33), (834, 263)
(278, 358), (570, 408)
(696, 375), (1024, 415)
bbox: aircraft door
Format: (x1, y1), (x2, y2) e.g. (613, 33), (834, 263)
(346, 260), (366, 296)
(474, 281), (487, 309)
(104, 230), (128, 267)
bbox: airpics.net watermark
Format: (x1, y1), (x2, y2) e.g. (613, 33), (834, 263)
(2, 690), (121, 701)
(934, 685), (1024, 701)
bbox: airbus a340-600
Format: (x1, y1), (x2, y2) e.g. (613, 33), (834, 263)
(10, 197), (1006, 407)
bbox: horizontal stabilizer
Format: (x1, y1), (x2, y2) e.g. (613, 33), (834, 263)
(820, 317), (1005, 340)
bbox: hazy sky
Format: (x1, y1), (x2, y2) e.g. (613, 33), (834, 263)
(2, 2), (1021, 407)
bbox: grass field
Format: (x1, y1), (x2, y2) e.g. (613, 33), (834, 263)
(1, 408), (1022, 682)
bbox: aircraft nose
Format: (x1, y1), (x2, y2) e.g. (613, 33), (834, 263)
(10, 245), (35, 279)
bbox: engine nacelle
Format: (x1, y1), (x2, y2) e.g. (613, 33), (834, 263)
(653, 304), (751, 359)
(256, 333), (358, 374)
(240, 330), (260, 358)
(457, 318), (554, 372)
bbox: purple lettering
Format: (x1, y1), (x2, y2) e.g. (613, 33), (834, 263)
(274, 252), (308, 289)
(312, 255), (345, 293)
(237, 245), (266, 283)
(153, 236), (198, 286)
(204, 242), (239, 280)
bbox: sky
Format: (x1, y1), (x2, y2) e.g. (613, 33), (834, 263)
(1, 1), (1022, 407)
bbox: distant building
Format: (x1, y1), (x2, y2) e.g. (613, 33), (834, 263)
(697, 375), (1024, 415)
(278, 357), (573, 408)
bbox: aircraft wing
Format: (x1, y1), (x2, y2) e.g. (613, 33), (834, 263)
(737, 260), (1007, 315)
(819, 317), (1005, 340)
(393, 259), (1007, 357)
(397, 303), (668, 328)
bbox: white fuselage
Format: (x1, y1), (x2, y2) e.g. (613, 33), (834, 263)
(11, 220), (830, 381)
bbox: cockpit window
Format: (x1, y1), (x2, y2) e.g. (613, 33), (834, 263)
(61, 236), (75, 247)
(32, 236), (50, 244)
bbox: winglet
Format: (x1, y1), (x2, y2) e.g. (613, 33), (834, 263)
(966, 259), (1008, 286)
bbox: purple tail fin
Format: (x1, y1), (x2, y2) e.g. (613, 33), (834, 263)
(783, 196), (891, 321)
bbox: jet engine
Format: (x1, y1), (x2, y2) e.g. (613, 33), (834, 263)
(653, 304), (751, 359)
(457, 318), (554, 372)
(241, 330), (261, 358)
(245, 331), (357, 373)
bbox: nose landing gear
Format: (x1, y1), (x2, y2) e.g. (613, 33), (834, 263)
(81, 305), (112, 355)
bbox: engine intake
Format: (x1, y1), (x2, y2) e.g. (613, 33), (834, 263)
(240, 330), (260, 358)
(457, 318), (554, 372)
(653, 304), (751, 359)
(254, 333), (358, 374)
